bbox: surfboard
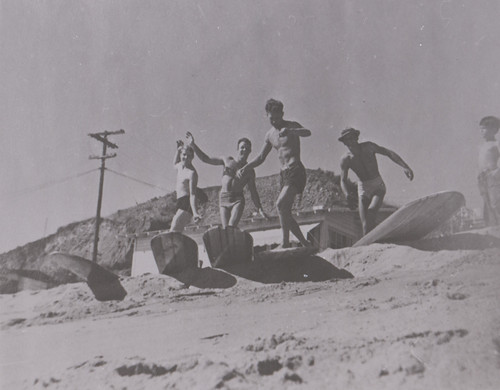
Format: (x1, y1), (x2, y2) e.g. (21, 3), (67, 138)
(202, 226), (253, 268)
(353, 191), (466, 247)
(254, 246), (318, 262)
(47, 252), (127, 301)
(150, 232), (198, 275)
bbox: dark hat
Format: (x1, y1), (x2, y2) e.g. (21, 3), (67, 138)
(338, 128), (360, 142)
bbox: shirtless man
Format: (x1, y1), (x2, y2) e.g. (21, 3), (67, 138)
(170, 140), (202, 232)
(185, 132), (268, 228)
(237, 98), (312, 248)
(477, 116), (500, 226)
(339, 128), (414, 235)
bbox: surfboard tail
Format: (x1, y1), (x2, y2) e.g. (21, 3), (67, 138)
(46, 252), (127, 301)
(203, 226), (253, 268)
(150, 232), (199, 275)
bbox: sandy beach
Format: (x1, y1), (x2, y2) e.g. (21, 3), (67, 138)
(1, 227), (499, 389)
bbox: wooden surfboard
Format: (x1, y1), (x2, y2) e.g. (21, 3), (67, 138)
(353, 191), (465, 247)
(203, 226), (253, 268)
(254, 246), (318, 262)
(150, 232), (198, 275)
(47, 252), (127, 301)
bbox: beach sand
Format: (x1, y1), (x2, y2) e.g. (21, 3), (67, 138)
(1, 227), (500, 389)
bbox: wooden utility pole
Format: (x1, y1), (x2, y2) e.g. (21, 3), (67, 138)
(88, 129), (125, 262)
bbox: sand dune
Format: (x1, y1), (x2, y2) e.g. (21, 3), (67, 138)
(1, 227), (500, 389)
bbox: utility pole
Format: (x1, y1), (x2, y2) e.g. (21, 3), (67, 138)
(88, 129), (125, 262)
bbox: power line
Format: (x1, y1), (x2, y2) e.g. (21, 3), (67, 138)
(115, 148), (168, 182)
(1, 168), (99, 198)
(105, 168), (168, 192)
(88, 129), (125, 262)
(127, 132), (171, 163)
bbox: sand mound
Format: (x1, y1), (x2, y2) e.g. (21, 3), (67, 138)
(1, 228), (500, 389)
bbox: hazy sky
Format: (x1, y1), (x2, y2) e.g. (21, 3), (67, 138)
(1, 0), (499, 253)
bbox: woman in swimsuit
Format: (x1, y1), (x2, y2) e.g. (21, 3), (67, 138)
(186, 132), (268, 228)
(170, 140), (202, 232)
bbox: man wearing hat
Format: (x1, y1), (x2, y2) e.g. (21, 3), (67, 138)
(338, 128), (414, 235)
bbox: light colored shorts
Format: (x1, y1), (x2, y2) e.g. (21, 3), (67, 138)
(358, 176), (386, 200)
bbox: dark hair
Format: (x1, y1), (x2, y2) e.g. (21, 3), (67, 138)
(480, 116), (500, 131)
(265, 98), (284, 114)
(237, 137), (252, 149)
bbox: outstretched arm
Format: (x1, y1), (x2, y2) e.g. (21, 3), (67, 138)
(188, 170), (201, 221)
(374, 144), (414, 180)
(237, 139), (273, 179)
(279, 127), (311, 137)
(185, 132), (224, 166)
(173, 140), (183, 166)
(246, 171), (268, 219)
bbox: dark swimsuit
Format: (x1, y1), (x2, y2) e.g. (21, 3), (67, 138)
(223, 166), (237, 178)
(280, 161), (307, 193)
(220, 165), (244, 209)
(175, 195), (193, 215)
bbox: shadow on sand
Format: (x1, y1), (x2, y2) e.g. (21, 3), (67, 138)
(218, 255), (353, 284)
(168, 267), (237, 289)
(403, 233), (500, 252)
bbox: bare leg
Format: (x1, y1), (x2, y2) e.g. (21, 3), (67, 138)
(366, 193), (385, 233)
(358, 196), (371, 236)
(220, 207), (230, 228)
(228, 201), (245, 228)
(170, 209), (192, 232)
(276, 185), (311, 247)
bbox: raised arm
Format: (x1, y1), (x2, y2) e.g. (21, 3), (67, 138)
(188, 170), (201, 221)
(374, 143), (414, 180)
(173, 140), (183, 166)
(185, 132), (224, 166)
(246, 171), (268, 219)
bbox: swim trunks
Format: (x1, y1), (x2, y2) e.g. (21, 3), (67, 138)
(280, 162), (307, 193)
(358, 176), (386, 200)
(195, 187), (208, 204)
(175, 195), (193, 215)
(219, 191), (245, 209)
